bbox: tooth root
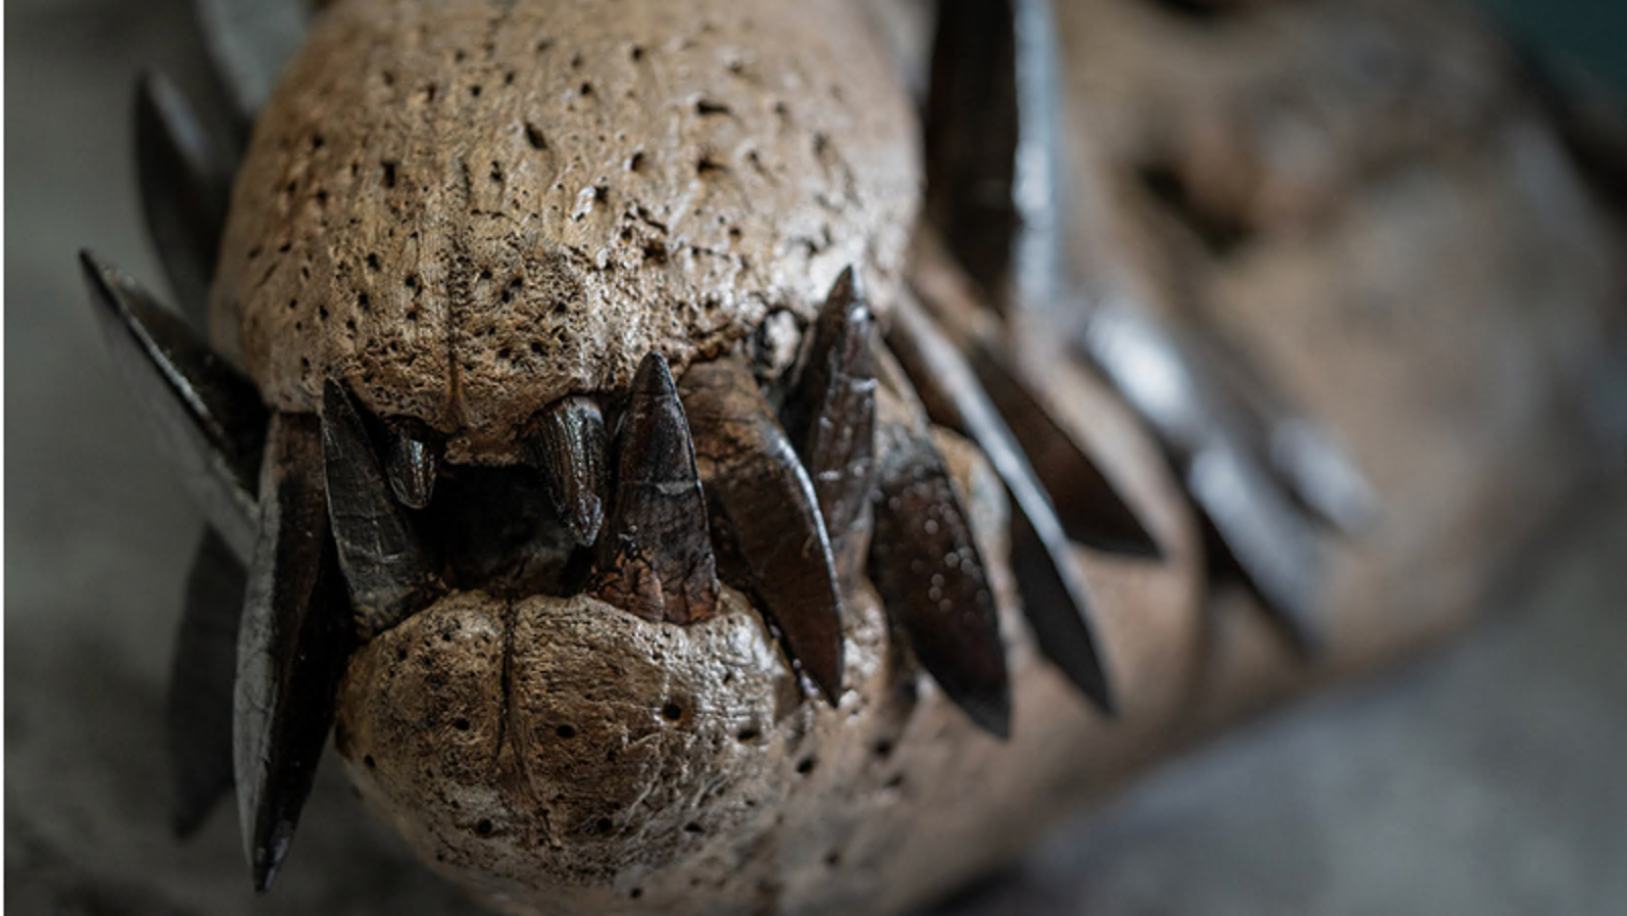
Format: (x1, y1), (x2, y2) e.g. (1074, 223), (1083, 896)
(968, 347), (1162, 558)
(167, 526), (247, 838)
(526, 396), (609, 547)
(321, 381), (440, 641)
(382, 418), (441, 510)
(81, 251), (266, 563)
(781, 267), (879, 582)
(887, 298), (1116, 715)
(136, 71), (234, 330)
(235, 412), (353, 892)
(194, 0), (310, 130)
(870, 404), (1012, 738)
(595, 353), (719, 625)
(681, 355), (846, 703)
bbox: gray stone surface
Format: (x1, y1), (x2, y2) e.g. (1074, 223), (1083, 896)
(6, 1), (1625, 914)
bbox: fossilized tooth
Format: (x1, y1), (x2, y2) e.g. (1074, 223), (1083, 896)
(924, 0), (1020, 306)
(907, 232), (1160, 559)
(1188, 445), (1323, 653)
(681, 353), (846, 703)
(193, 0), (310, 132)
(320, 380), (440, 641)
(595, 353), (719, 625)
(967, 346), (1161, 557)
(168, 526), (247, 838)
(135, 71), (234, 330)
(871, 395), (1012, 738)
(780, 267), (879, 581)
(80, 251), (266, 562)
(381, 417), (441, 510)
(236, 412), (353, 891)
(888, 297), (1116, 714)
(524, 396), (609, 547)
(1083, 306), (1326, 652)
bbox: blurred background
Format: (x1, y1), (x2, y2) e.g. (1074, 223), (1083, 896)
(6, 0), (1626, 913)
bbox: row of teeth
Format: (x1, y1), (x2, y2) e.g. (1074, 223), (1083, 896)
(91, 10), (1366, 887)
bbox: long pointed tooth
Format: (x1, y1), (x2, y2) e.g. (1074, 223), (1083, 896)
(1081, 306), (1329, 650)
(888, 298), (1116, 714)
(168, 526), (247, 838)
(193, 0), (310, 129)
(236, 412), (353, 892)
(81, 251), (266, 562)
(136, 71), (234, 329)
(595, 353), (719, 624)
(781, 267), (878, 581)
(525, 396), (609, 546)
(967, 347), (1161, 557)
(924, 0), (1020, 305)
(382, 417), (441, 510)
(681, 355), (846, 703)
(320, 381), (440, 640)
(1189, 445), (1324, 654)
(870, 404), (1011, 738)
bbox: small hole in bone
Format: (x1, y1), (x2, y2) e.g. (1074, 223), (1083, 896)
(453, 718), (471, 732)
(736, 726), (759, 743)
(796, 757), (816, 776)
(475, 818), (494, 837)
(662, 702), (684, 722)
(556, 724), (576, 739)
(363, 755), (376, 769)
(684, 822), (703, 834)
(630, 888), (644, 899)
(595, 817), (614, 834)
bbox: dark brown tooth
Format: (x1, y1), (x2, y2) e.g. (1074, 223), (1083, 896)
(236, 412), (353, 893)
(525, 396), (609, 547)
(136, 71), (234, 329)
(382, 418), (441, 510)
(781, 266), (878, 581)
(968, 347), (1161, 558)
(888, 298), (1116, 715)
(81, 251), (266, 562)
(681, 354), (846, 703)
(320, 381), (440, 640)
(594, 353), (719, 624)
(870, 397), (1012, 738)
(924, 0), (1020, 309)
(168, 526), (247, 838)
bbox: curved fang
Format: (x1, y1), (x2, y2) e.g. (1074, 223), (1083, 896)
(235, 412), (352, 892)
(525, 396), (609, 547)
(168, 526), (247, 838)
(81, 251), (266, 562)
(321, 380), (440, 640)
(594, 353), (719, 625)
(870, 389), (1012, 738)
(781, 266), (879, 584)
(681, 353), (846, 704)
(888, 297), (1116, 715)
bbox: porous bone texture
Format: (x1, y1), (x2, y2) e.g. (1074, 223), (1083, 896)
(211, 0), (919, 463)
